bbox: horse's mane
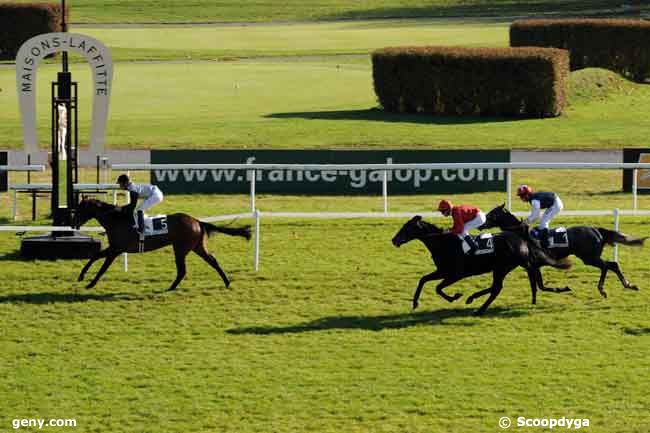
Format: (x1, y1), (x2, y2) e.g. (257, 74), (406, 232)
(82, 198), (117, 211)
(417, 218), (444, 234)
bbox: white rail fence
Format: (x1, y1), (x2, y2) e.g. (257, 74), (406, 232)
(113, 162), (650, 212)
(2, 163), (649, 272)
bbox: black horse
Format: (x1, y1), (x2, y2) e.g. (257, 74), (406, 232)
(481, 204), (647, 298)
(74, 197), (251, 291)
(391, 216), (571, 315)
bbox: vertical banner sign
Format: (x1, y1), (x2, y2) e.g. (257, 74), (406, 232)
(0, 152), (7, 192)
(151, 150), (509, 195)
(622, 148), (650, 193)
(16, 33), (113, 156)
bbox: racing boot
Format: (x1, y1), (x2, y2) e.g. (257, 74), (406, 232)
(137, 210), (145, 253)
(464, 235), (478, 255)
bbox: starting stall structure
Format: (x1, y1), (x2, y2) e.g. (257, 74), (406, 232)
(15, 0), (113, 259)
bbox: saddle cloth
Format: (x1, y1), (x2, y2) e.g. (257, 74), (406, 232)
(531, 227), (569, 248)
(139, 215), (168, 236)
(462, 233), (495, 255)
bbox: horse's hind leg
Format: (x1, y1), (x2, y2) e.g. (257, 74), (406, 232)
(583, 257), (609, 298)
(474, 270), (507, 315)
(86, 252), (119, 289)
(168, 244), (190, 291)
(193, 242), (230, 288)
(607, 261), (638, 291)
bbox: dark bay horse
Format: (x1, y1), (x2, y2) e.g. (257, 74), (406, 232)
(391, 216), (571, 315)
(74, 198), (251, 291)
(481, 204), (647, 298)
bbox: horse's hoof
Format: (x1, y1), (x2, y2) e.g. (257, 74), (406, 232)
(466, 297), (474, 305)
(452, 293), (462, 301)
(599, 290), (607, 299)
(77, 275), (84, 282)
(627, 285), (639, 291)
(412, 301), (419, 310)
(85, 283), (95, 290)
(166, 286), (177, 292)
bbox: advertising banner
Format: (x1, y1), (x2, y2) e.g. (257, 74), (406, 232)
(151, 150), (509, 195)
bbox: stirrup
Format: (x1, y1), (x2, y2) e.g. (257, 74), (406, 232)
(138, 232), (145, 253)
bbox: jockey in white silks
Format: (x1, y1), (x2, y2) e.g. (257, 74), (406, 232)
(116, 174), (164, 244)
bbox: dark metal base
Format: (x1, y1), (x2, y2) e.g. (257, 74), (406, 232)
(20, 232), (101, 260)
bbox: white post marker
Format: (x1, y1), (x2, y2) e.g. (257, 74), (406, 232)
(254, 209), (261, 271)
(382, 169), (388, 214)
(249, 168), (256, 213)
(506, 168), (512, 210)
(632, 169), (638, 212)
(613, 208), (620, 262)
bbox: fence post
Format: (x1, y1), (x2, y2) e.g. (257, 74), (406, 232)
(254, 209), (261, 271)
(632, 169), (638, 212)
(249, 167), (256, 213)
(382, 168), (388, 214)
(506, 168), (512, 210)
(613, 208), (620, 262)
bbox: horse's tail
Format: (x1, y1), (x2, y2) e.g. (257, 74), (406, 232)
(200, 221), (251, 240)
(530, 246), (572, 270)
(597, 228), (647, 246)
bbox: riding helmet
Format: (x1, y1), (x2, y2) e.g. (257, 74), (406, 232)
(117, 174), (130, 185)
(438, 199), (452, 214)
(516, 184), (533, 199)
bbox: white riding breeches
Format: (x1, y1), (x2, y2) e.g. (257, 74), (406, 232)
(457, 211), (487, 239)
(136, 187), (163, 213)
(538, 197), (563, 229)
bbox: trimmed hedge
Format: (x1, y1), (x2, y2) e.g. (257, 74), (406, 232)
(0, 3), (66, 60)
(372, 46), (569, 118)
(511, 19), (650, 82)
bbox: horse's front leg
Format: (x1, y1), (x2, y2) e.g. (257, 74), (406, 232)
(434, 277), (462, 304)
(78, 248), (110, 282)
(86, 252), (119, 289)
(412, 270), (444, 309)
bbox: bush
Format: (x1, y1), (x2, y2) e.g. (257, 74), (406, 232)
(372, 46), (569, 118)
(0, 3), (66, 61)
(510, 19), (650, 83)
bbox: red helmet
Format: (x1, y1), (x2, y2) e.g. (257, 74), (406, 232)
(517, 184), (533, 199)
(438, 199), (452, 214)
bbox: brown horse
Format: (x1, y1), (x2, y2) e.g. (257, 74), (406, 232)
(74, 197), (251, 291)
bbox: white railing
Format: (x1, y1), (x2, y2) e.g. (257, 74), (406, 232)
(2, 163), (648, 272)
(113, 162), (650, 212)
(0, 165), (45, 172)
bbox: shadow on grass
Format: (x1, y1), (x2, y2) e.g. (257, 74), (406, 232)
(0, 291), (142, 304)
(227, 306), (528, 335)
(622, 327), (650, 336)
(320, 1), (629, 21)
(266, 108), (519, 125)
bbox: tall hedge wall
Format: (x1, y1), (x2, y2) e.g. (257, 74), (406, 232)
(0, 3), (65, 60)
(372, 46), (569, 118)
(511, 19), (650, 82)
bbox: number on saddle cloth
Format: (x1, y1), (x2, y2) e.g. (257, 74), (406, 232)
(139, 215), (169, 237)
(529, 227), (569, 248)
(548, 227), (569, 248)
(462, 233), (495, 255)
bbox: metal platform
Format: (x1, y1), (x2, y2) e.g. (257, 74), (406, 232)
(20, 232), (101, 260)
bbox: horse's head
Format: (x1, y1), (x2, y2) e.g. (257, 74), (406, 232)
(74, 197), (112, 228)
(392, 215), (443, 247)
(480, 203), (519, 230)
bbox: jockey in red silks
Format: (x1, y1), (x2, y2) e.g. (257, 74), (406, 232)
(437, 199), (487, 254)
